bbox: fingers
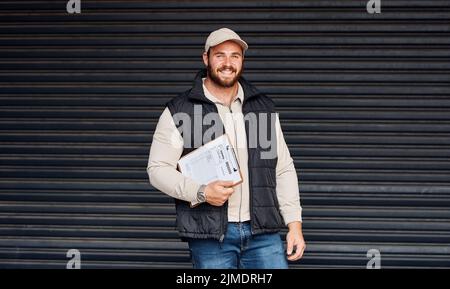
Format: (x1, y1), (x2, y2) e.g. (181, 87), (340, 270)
(287, 246), (302, 261)
(287, 241), (306, 261)
(286, 232), (306, 261)
(203, 180), (236, 207)
(215, 180), (235, 195)
(222, 187), (234, 195)
(299, 244), (306, 259)
(216, 180), (235, 187)
(286, 238), (294, 256)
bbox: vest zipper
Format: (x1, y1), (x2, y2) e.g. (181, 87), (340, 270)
(227, 106), (242, 223)
(248, 148), (254, 235)
(219, 201), (228, 243)
(242, 105), (254, 235)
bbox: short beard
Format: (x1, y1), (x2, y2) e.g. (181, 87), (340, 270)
(207, 64), (243, 88)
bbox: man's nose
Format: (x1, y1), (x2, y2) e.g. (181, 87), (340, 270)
(223, 56), (232, 66)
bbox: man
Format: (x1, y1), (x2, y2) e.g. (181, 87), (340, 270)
(147, 28), (306, 269)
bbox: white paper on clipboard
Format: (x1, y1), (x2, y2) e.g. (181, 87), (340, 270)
(177, 134), (242, 186)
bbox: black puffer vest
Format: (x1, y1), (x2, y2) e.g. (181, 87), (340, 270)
(166, 69), (284, 241)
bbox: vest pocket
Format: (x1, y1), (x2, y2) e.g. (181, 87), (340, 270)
(176, 204), (223, 236)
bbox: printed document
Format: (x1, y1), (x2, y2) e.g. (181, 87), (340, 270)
(177, 134), (242, 186)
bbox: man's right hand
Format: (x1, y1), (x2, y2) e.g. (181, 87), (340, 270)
(204, 180), (235, 206)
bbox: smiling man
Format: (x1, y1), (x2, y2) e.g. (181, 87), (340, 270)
(147, 28), (305, 269)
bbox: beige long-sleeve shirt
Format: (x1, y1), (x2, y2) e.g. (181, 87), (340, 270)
(147, 79), (302, 225)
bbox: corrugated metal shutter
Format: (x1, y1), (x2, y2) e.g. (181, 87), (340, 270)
(0, 0), (449, 268)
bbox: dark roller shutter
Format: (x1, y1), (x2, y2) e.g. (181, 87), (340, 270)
(0, 0), (449, 268)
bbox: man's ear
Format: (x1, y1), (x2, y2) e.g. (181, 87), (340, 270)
(202, 52), (209, 67)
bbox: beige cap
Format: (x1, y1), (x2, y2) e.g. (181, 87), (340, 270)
(204, 28), (248, 53)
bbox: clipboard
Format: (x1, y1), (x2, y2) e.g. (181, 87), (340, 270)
(177, 134), (243, 187)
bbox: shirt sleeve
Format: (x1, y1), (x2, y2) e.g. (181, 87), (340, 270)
(147, 107), (201, 203)
(275, 113), (303, 224)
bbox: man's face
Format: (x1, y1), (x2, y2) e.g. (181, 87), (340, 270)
(203, 40), (244, 88)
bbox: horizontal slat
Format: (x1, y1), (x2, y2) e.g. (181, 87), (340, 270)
(2, 72), (450, 83)
(0, 94), (450, 107)
(2, 60), (450, 71)
(1, 24), (450, 35)
(1, 0), (450, 10)
(2, 156), (450, 168)
(3, 108), (450, 120)
(2, 11), (450, 22)
(1, 225), (449, 244)
(1, 203), (450, 220)
(1, 190), (450, 206)
(1, 47), (450, 58)
(2, 180), (450, 194)
(4, 121), (450, 133)
(2, 168), (450, 183)
(1, 144), (450, 157)
(3, 132), (450, 146)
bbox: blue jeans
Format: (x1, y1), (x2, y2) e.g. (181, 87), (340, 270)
(187, 222), (288, 269)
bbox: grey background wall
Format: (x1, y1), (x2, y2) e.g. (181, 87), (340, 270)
(0, 0), (449, 268)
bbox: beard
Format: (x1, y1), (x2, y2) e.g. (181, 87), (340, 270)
(207, 64), (243, 88)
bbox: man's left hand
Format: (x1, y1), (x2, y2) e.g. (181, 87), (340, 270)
(286, 221), (306, 261)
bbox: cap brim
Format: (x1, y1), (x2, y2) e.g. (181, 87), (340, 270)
(229, 39), (248, 51)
